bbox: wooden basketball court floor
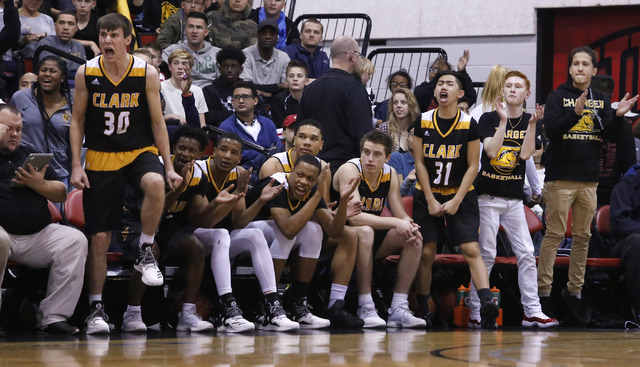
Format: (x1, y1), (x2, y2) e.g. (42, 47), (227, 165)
(1, 329), (639, 366)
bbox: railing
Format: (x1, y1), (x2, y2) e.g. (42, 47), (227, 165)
(27, 45), (87, 75)
(293, 13), (372, 55)
(366, 47), (447, 104)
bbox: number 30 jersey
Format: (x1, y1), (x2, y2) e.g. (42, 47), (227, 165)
(414, 108), (479, 190)
(84, 55), (155, 152)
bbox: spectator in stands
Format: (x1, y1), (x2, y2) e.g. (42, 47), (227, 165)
(413, 71), (499, 329)
(468, 71), (558, 329)
(71, 0), (99, 59)
(162, 49), (208, 127)
(219, 80), (279, 183)
(16, 0), (55, 59)
(298, 35), (373, 175)
(145, 41), (167, 80)
(414, 51), (477, 112)
(275, 113), (296, 152)
(387, 130), (416, 196)
(208, 0), (256, 50)
(282, 18), (329, 80)
(609, 163), (640, 318)
(373, 69), (412, 123)
(129, 0), (172, 33)
(50, 0), (76, 17)
(18, 72), (38, 90)
(162, 11), (220, 88)
(196, 131), (298, 332)
(457, 96), (470, 114)
(10, 55), (72, 187)
(591, 74), (637, 206)
(202, 46), (268, 126)
(537, 46), (638, 325)
(0, 104), (88, 335)
(355, 57), (377, 115)
(247, 156), (359, 329)
(378, 88), (420, 153)
(250, 0), (299, 49)
(36, 11), (86, 87)
(240, 19), (290, 101)
(270, 60), (306, 128)
(470, 64), (542, 207)
(334, 130), (425, 329)
(156, 0), (207, 50)
(0, 0), (20, 88)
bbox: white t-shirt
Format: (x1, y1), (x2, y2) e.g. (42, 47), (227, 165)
(161, 80), (208, 118)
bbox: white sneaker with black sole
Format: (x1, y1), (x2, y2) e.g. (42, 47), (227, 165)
(134, 244), (163, 287)
(255, 300), (299, 332)
(291, 297), (330, 329)
(218, 300), (254, 333)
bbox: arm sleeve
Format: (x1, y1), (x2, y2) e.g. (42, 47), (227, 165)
(203, 86), (232, 126)
(269, 95), (287, 128)
(0, 0), (20, 56)
(460, 68), (477, 106)
(525, 158), (541, 195)
(182, 94), (200, 128)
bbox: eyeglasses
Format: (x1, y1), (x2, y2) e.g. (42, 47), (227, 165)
(390, 82), (408, 88)
(183, 0), (205, 6)
(351, 50), (362, 58)
(232, 94), (255, 101)
(429, 68), (438, 73)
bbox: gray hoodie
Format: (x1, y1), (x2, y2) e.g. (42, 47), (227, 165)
(163, 40), (221, 88)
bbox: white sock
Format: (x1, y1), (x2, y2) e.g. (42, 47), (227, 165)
(182, 302), (196, 314)
(127, 305), (141, 312)
(358, 293), (374, 308)
(89, 294), (102, 306)
(328, 283), (348, 308)
(139, 232), (155, 247)
(390, 293), (408, 309)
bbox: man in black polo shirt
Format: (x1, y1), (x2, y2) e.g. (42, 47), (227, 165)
(0, 104), (88, 335)
(298, 35), (373, 175)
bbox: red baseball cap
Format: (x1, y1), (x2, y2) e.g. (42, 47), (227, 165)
(283, 114), (298, 128)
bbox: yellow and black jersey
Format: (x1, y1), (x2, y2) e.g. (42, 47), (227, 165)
(196, 158), (238, 229)
(272, 149), (322, 173)
(347, 158), (392, 216)
(84, 55), (154, 152)
(197, 157), (238, 202)
(414, 108), (479, 193)
(164, 157), (208, 225)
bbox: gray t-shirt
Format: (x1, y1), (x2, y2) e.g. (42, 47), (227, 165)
(18, 13), (55, 58)
(240, 44), (290, 85)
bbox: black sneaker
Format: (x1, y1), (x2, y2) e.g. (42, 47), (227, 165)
(480, 302), (499, 329)
(327, 300), (365, 329)
(415, 308), (433, 329)
(561, 288), (591, 324)
(38, 321), (80, 335)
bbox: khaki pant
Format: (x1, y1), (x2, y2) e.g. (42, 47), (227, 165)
(0, 224), (88, 327)
(537, 180), (597, 295)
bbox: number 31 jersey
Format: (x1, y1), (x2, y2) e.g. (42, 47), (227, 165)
(84, 55), (155, 152)
(414, 108), (479, 189)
